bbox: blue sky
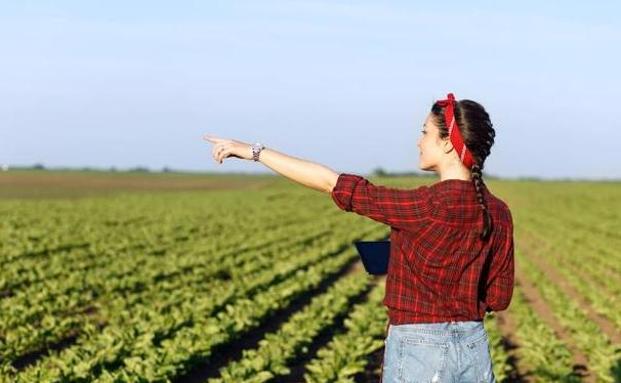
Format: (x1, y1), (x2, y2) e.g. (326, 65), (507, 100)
(1, 1), (620, 179)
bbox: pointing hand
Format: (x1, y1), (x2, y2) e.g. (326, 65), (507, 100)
(203, 135), (253, 164)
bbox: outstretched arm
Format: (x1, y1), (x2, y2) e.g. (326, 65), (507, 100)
(203, 135), (339, 193)
(258, 147), (339, 193)
(203, 134), (432, 230)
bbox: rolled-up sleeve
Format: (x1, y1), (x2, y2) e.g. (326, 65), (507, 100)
(330, 173), (432, 231)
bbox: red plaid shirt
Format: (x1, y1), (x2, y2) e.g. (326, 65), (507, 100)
(331, 173), (514, 324)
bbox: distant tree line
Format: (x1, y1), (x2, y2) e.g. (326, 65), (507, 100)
(7, 164), (178, 173)
(370, 166), (502, 180)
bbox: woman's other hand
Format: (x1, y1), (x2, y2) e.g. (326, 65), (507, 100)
(203, 135), (253, 164)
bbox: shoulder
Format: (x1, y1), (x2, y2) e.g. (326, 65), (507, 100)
(334, 173), (433, 196)
(485, 191), (513, 229)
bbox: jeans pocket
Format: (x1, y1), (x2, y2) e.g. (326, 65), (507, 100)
(397, 336), (448, 383)
(466, 333), (496, 383)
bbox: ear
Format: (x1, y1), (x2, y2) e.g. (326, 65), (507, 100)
(441, 137), (454, 154)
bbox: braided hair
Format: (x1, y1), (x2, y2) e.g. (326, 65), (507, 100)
(431, 99), (496, 241)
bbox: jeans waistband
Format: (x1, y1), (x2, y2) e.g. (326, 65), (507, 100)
(388, 320), (485, 342)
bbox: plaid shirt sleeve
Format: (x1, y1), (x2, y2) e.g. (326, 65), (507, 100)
(484, 214), (515, 312)
(330, 173), (432, 231)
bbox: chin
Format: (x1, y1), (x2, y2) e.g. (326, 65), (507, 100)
(418, 162), (431, 171)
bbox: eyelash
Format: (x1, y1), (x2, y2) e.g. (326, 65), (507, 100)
(421, 130), (426, 134)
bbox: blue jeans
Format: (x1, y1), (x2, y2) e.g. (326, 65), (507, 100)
(381, 320), (496, 383)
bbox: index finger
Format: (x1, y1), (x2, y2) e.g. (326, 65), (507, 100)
(203, 134), (222, 143)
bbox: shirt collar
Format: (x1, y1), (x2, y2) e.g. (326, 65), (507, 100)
(430, 179), (486, 193)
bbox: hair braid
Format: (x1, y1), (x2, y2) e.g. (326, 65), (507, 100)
(471, 163), (492, 241)
(431, 97), (496, 241)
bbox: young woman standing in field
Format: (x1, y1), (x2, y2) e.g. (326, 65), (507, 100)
(204, 93), (514, 383)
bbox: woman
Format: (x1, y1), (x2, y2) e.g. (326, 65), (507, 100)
(204, 92), (514, 382)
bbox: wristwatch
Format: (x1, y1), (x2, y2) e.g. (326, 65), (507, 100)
(251, 142), (265, 162)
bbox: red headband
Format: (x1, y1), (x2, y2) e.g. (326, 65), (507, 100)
(435, 93), (475, 169)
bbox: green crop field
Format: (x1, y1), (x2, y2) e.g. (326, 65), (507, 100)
(1, 170), (620, 382)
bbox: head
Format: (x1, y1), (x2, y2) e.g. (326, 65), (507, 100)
(417, 95), (496, 240)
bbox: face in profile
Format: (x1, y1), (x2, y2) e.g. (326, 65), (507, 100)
(417, 113), (449, 172)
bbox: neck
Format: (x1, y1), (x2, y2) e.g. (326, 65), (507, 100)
(437, 161), (471, 182)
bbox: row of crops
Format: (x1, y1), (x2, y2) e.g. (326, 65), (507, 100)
(1, 173), (620, 382)
(494, 181), (621, 382)
(0, 186), (394, 382)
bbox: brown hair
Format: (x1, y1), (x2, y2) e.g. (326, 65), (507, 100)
(431, 98), (496, 241)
